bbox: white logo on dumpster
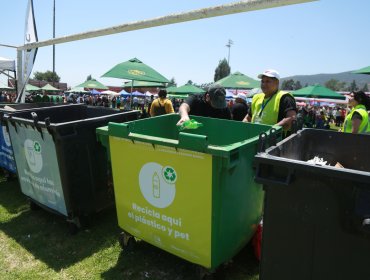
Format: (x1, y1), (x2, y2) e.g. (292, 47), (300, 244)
(139, 162), (176, 208)
(24, 139), (43, 173)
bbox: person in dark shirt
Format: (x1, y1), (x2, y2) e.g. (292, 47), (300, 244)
(41, 91), (50, 102)
(231, 93), (249, 121)
(176, 84), (231, 126)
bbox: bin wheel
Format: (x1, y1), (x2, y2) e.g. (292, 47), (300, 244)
(118, 232), (136, 251)
(196, 266), (214, 280)
(29, 200), (41, 211)
(78, 215), (92, 228)
(68, 223), (79, 235)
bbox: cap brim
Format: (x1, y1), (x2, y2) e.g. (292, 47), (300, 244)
(258, 73), (279, 80)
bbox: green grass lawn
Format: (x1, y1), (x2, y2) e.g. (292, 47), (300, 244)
(0, 177), (259, 280)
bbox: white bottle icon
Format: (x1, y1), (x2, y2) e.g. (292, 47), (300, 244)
(152, 172), (160, 198)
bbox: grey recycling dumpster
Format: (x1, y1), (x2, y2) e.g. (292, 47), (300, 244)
(254, 128), (370, 280)
(0, 103), (64, 174)
(4, 105), (139, 230)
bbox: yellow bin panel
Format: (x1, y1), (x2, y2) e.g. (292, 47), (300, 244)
(110, 136), (212, 268)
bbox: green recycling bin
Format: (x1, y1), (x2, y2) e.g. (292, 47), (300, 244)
(5, 105), (139, 228)
(96, 114), (280, 269)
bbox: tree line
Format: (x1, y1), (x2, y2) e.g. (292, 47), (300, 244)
(281, 78), (368, 92)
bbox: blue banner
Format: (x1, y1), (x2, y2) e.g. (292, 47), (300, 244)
(0, 125), (16, 173)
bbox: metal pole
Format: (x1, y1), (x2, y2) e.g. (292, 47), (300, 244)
(226, 39), (233, 65)
(16, 49), (23, 103)
(53, 0), (56, 85)
(53, 0), (55, 73)
(0, 44), (18, 48)
(228, 47), (230, 65)
(18, 0), (317, 51)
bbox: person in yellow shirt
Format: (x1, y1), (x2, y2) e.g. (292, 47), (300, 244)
(243, 69), (297, 136)
(149, 89), (174, 117)
(342, 91), (370, 134)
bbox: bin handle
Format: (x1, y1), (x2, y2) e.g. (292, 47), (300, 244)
(291, 119), (298, 134)
(254, 163), (294, 187)
(268, 128), (278, 147)
(178, 132), (208, 152)
(31, 112), (39, 126)
(31, 112), (44, 140)
(257, 132), (267, 153)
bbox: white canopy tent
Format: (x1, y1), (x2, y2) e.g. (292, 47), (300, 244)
(65, 86), (89, 93)
(0, 57), (16, 90)
(101, 90), (119, 95)
(0, 57), (15, 71)
(295, 96), (349, 105)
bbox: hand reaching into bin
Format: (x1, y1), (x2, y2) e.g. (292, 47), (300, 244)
(176, 84), (231, 127)
(178, 119), (203, 131)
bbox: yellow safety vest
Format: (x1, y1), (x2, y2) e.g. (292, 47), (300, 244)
(251, 90), (291, 125)
(343, 104), (370, 134)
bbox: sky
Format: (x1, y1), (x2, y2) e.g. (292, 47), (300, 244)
(0, 0), (369, 88)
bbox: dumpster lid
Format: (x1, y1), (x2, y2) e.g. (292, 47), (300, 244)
(103, 115), (281, 157)
(255, 128), (370, 184)
(5, 106), (140, 129)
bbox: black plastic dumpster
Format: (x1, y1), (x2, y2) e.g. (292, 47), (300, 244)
(5, 105), (139, 230)
(0, 103), (65, 174)
(254, 128), (370, 280)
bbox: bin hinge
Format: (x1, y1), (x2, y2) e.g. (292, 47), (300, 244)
(268, 128), (278, 147)
(257, 132), (268, 153)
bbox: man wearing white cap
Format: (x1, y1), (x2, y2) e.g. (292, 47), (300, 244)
(243, 69), (296, 135)
(231, 92), (249, 121)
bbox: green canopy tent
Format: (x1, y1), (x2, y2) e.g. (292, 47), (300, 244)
(167, 84), (205, 95)
(41, 84), (61, 92)
(102, 58), (170, 83)
(168, 94), (189, 99)
(76, 79), (108, 90)
(25, 84), (41, 91)
(214, 71), (260, 89)
(101, 58), (170, 106)
(292, 85), (346, 100)
(166, 86), (177, 92)
(123, 80), (166, 88)
(352, 66), (370, 75)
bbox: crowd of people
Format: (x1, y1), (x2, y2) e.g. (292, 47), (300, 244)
(5, 69), (370, 135)
(0, 91), (17, 102)
(297, 105), (347, 129)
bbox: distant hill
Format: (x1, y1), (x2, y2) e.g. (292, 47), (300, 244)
(281, 71), (370, 88)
